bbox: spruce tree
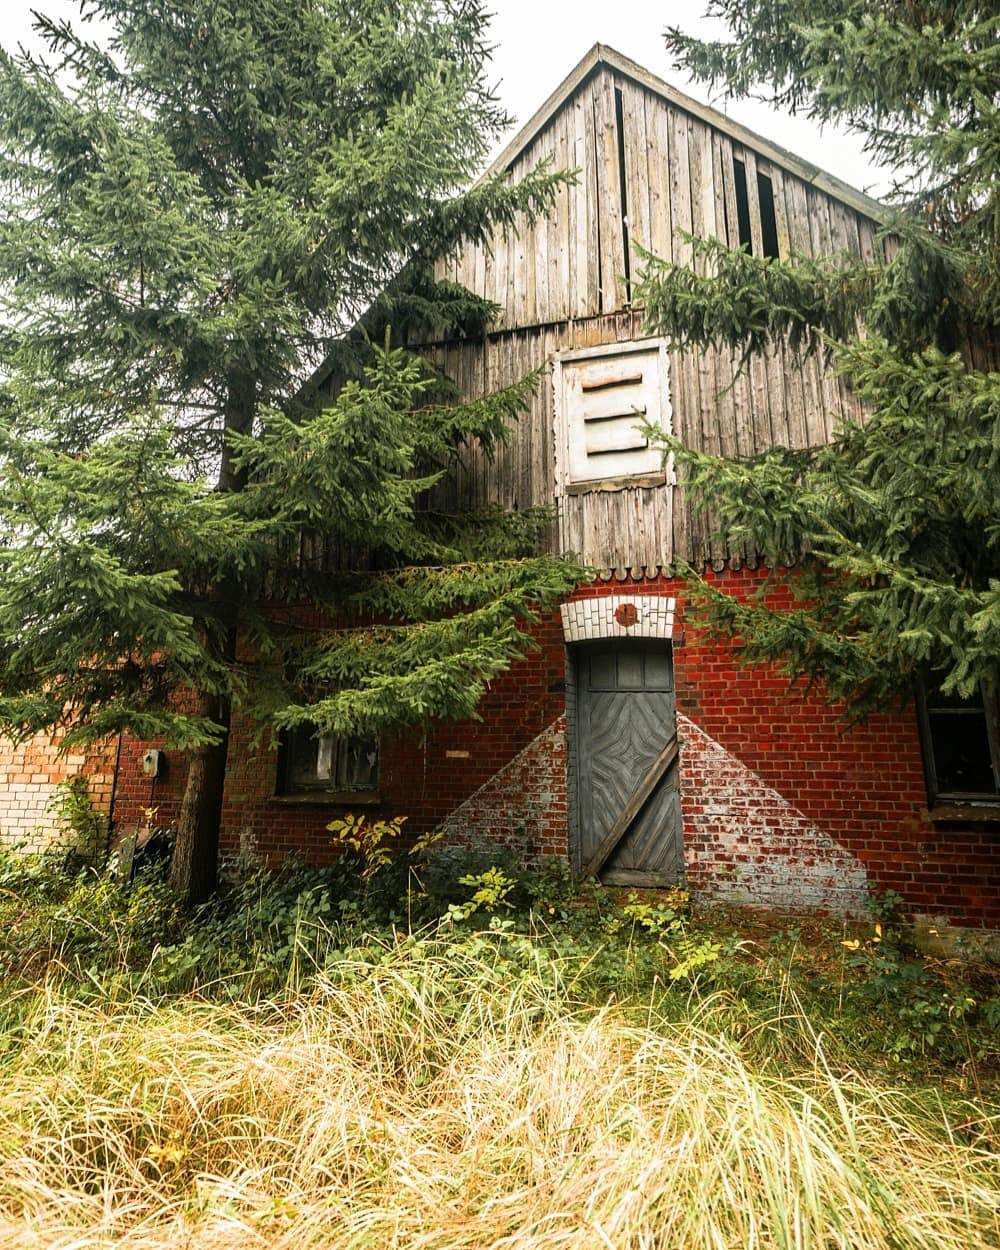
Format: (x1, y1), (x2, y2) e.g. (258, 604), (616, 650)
(637, 2), (1000, 717)
(0, 1), (582, 903)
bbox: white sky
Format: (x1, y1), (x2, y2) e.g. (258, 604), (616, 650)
(0, 1), (891, 199)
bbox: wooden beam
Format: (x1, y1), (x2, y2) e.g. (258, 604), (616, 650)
(583, 732), (679, 878)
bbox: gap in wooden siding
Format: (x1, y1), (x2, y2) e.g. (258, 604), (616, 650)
(613, 85), (632, 304)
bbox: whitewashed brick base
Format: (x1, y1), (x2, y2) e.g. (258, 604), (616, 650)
(560, 595), (676, 642)
(0, 732), (115, 855)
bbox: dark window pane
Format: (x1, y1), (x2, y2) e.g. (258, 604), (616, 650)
(643, 650), (673, 690)
(336, 735), (379, 790)
(928, 710), (997, 795)
(280, 725), (378, 793)
(283, 725), (329, 789)
(926, 686), (982, 712)
(589, 652), (617, 690)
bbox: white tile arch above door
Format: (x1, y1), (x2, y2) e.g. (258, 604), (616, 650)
(561, 595), (676, 643)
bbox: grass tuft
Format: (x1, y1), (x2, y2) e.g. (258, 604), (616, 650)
(1, 938), (997, 1249)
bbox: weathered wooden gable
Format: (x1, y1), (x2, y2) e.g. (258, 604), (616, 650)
(426, 45), (887, 577)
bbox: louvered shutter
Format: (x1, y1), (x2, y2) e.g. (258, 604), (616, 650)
(554, 340), (671, 488)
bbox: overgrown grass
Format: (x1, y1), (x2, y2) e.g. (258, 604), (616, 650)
(0, 850), (998, 1248)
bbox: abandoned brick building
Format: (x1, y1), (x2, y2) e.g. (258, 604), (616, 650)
(2, 45), (997, 934)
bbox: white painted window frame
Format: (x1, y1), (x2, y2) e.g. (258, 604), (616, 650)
(552, 337), (674, 494)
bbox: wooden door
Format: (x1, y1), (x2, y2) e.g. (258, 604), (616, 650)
(575, 641), (683, 886)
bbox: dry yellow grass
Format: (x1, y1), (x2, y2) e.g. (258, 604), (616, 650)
(0, 943), (997, 1249)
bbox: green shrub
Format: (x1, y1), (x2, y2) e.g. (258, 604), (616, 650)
(0, 847), (996, 1079)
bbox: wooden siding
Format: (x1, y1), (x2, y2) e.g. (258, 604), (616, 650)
(427, 64), (883, 575)
(436, 66), (881, 329)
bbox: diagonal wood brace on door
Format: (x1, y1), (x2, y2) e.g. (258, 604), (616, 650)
(583, 732), (680, 878)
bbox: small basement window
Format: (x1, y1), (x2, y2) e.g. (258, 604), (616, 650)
(277, 724), (379, 800)
(553, 339), (671, 491)
(918, 682), (1000, 808)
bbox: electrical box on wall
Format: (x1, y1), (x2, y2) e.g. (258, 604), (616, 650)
(141, 749), (163, 778)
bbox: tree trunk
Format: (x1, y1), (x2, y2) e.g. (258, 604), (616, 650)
(170, 703), (230, 905)
(169, 368), (256, 906)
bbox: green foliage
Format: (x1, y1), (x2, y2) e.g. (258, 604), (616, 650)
(448, 865), (517, 921)
(0, 2), (583, 801)
(637, 2), (1000, 715)
(47, 776), (108, 862)
(2, 849), (995, 1082)
(326, 812), (411, 882)
(621, 886), (691, 937)
(0, 851), (182, 987)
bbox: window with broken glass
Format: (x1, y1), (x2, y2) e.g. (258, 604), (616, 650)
(918, 682), (1000, 807)
(277, 724), (379, 799)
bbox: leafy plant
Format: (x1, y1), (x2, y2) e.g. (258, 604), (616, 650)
(48, 777), (108, 863)
(622, 887), (691, 938)
(448, 866), (517, 922)
(327, 813), (410, 882)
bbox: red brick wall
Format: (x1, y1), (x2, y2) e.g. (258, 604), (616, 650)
(110, 569), (1000, 929)
(112, 609), (569, 864)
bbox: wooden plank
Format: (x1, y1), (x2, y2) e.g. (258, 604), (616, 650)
(693, 119), (717, 260)
(601, 869), (681, 888)
(511, 152), (529, 330)
(583, 733), (679, 878)
(784, 170), (812, 257)
(668, 105), (693, 267)
(473, 235), (487, 303)
(584, 81), (603, 316)
(518, 160), (536, 328)
(808, 186), (844, 441)
(783, 170), (828, 451)
(740, 145), (766, 259)
(645, 93), (672, 267)
(710, 131), (741, 477)
(491, 215), (508, 326)
(767, 162), (808, 455)
(836, 197), (863, 258)
(482, 233), (494, 326)
(518, 330), (533, 511)
(768, 161), (792, 261)
(593, 69), (627, 312)
(666, 106), (702, 567)
(689, 119), (725, 568)
(555, 107), (572, 322)
(716, 138), (756, 489)
(857, 215), (877, 265)
(545, 119), (562, 324)
(619, 77), (651, 290)
(743, 147), (787, 453)
(572, 88), (592, 316)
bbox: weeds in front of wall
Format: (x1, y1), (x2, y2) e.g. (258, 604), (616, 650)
(0, 931), (998, 1250)
(0, 844), (998, 1249)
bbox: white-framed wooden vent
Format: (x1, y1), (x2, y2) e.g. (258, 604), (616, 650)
(553, 339), (672, 494)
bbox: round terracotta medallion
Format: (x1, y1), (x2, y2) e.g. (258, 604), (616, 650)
(614, 602), (639, 628)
